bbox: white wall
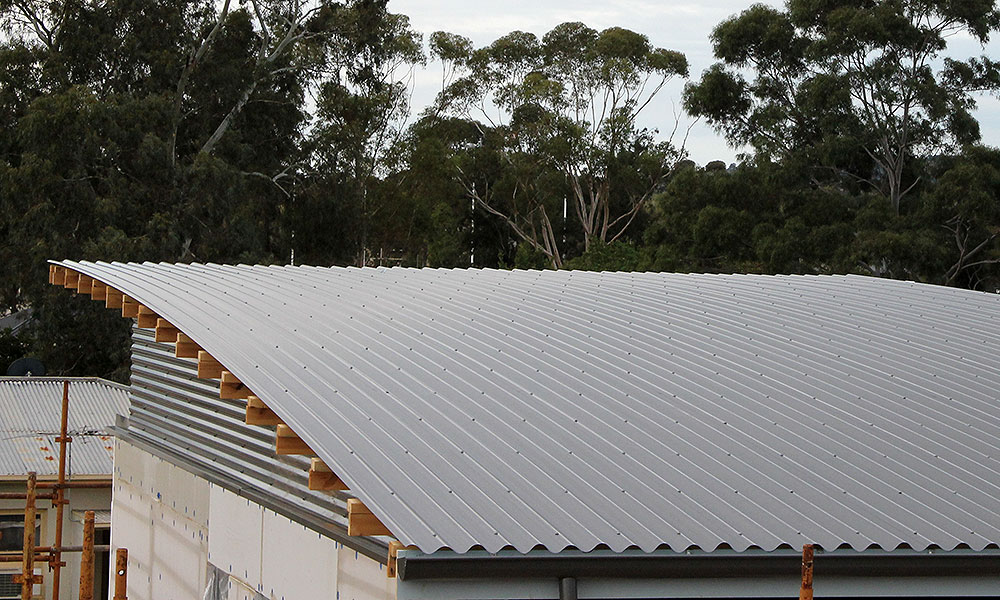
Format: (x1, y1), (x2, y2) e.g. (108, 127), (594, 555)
(208, 485), (396, 600)
(111, 440), (210, 600)
(113, 441), (396, 600)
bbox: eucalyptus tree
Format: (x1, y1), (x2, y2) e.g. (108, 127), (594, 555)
(684, 0), (1000, 214)
(431, 22), (688, 268)
(0, 0), (421, 376)
(303, 0), (425, 266)
(922, 146), (1000, 288)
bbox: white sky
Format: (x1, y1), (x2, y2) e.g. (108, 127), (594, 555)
(390, 0), (1000, 165)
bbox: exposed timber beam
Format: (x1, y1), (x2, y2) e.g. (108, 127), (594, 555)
(90, 281), (107, 301)
(63, 270), (80, 289)
(175, 333), (201, 359)
(245, 396), (282, 426)
(154, 319), (180, 343)
(136, 306), (158, 328)
(197, 351), (224, 379)
(121, 296), (140, 318)
(308, 458), (348, 492)
(347, 499), (392, 537)
(387, 541), (417, 578)
(77, 275), (94, 295)
(105, 289), (124, 310)
(275, 424), (314, 456)
(220, 371), (251, 400)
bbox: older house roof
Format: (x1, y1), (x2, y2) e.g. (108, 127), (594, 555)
(0, 377), (129, 477)
(51, 261), (1000, 554)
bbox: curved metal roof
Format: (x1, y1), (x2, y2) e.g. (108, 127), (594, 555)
(53, 261), (1000, 555)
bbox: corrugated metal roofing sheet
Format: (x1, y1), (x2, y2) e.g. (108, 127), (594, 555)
(0, 377), (128, 476)
(53, 261), (1000, 555)
(121, 325), (389, 560)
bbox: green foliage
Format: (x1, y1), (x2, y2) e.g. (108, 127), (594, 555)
(0, 327), (29, 374)
(512, 242), (551, 270)
(685, 0), (1000, 213)
(0, 0), (423, 377)
(23, 292), (132, 382)
(640, 146), (1000, 289)
(920, 146), (1000, 288)
(431, 22), (688, 268)
(564, 240), (645, 272)
(2, 1), (1000, 384)
(305, 1), (425, 266)
(646, 161), (859, 275)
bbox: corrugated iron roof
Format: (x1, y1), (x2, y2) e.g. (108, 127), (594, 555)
(0, 377), (128, 477)
(53, 261), (1000, 555)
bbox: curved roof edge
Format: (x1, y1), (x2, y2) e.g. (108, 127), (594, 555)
(47, 261), (1000, 556)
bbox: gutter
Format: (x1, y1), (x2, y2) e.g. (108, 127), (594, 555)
(398, 547), (1000, 581)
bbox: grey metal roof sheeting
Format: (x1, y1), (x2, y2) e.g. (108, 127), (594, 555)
(53, 261), (1000, 555)
(0, 377), (128, 476)
(124, 325), (388, 561)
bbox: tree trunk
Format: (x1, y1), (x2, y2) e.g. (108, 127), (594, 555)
(201, 79), (258, 156)
(170, 0), (232, 165)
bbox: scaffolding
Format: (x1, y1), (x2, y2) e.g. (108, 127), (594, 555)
(0, 381), (127, 600)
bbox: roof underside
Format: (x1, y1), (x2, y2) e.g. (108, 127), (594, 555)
(0, 377), (128, 476)
(53, 261), (1000, 555)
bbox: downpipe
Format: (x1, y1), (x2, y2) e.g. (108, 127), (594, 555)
(559, 577), (577, 600)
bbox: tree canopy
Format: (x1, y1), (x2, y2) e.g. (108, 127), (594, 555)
(1, 0), (999, 379)
(429, 22), (688, 268)
(684, 0), (1000, 213)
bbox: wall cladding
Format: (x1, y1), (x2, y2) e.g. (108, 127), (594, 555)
(112, 440), (210, 600)
(113, 442), (395, 600)
(121, 326), (386, 561)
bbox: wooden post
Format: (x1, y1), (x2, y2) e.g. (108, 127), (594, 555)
(21, 472), (37, 600)
(113, 548), (128, 600)
(51, 380), (72, 600)
(800, 544), (814, 600)
(386, 540), (417, 578)
(79, 511), (95, 600)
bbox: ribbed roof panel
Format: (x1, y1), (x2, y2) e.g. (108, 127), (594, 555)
(0, 377), (128, 476)
(52, 262), (1000, 554)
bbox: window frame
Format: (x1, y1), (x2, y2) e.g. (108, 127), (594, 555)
(0, 509), (47, 600)
(0, 509), (46, 556)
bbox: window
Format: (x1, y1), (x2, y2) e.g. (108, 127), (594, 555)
(0, 515), (41, 554)
(0, 570), (42, 600)
(95, 528), (111, 600)
(0, 573), (19, 599)
(0, 513), (45, 600)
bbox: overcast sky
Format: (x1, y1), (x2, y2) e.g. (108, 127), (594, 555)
(390, 0), (1000, 165)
